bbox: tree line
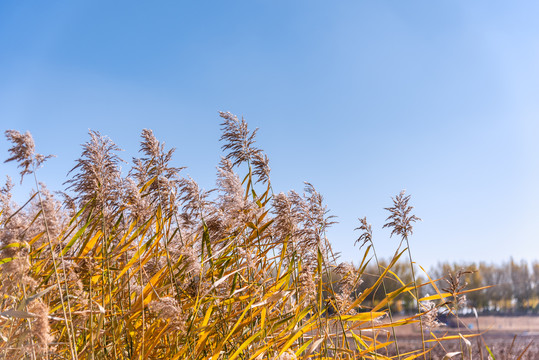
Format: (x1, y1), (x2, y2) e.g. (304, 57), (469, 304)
(429, 258), (539, 314)
(327, 257), (539, 314)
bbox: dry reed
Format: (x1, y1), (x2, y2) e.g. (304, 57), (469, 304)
(0, 116), (490, 359)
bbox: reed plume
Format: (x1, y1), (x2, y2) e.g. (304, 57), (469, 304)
(4, 130), (53, 183)
(384, 189), (425, 360)
(219, 111), (270, 184)
(27, 299), (52, 355)
(131, 129), (183, 213)
(219, 111), (259, 167)
(383, 190), (421, 240)
(65, 130), (123, 217)
(0, 176), (14, 217)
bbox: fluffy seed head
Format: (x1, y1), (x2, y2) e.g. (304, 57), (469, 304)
(65, 130), (124, 216)
(272, 192), (301, 245)
(149, 297), (186, 333)
(178, 177), (213, 228)
(4, 130), (53, 183)
(131, 129), (183, 214)
(443, 269), (473, 309)
(251, 151), (271, 184)
(0, 176), (14, 217)
(298, 266), (316, 305)
(420, 299), (442, 329)
(383, 190), (421, 238)
(28, 299), (53, 354)
(355, 216), (372, 248)
(219, 111), (259, 167)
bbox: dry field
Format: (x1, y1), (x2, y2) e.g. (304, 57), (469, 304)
(387, 315), (539, 359)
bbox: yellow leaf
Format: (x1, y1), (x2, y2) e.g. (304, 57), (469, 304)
(340, 311), (387, 322)
(79, 230), (102, 258)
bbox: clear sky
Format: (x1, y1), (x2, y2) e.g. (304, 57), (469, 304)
(1, 1), (538, 269)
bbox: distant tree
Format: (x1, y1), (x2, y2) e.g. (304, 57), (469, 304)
(532, 261), (539, 312)
(532, 261), (539, 296)
(510, 258), (532, 311)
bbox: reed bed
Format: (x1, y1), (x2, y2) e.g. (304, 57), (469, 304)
(0, 113), (504, 359)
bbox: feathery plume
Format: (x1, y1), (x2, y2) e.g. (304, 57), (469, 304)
(355, 216), (372, 248)
(419, 299), (442, 329)
(131, 129), (183, 211)
(442, 269), (473, 309)
(219, 111), (259, 167)
(123, 177), (152, 221)
(383, 190), (421, 238)
(219, 111), (272, 184)
(0, 176), (14, 217)
(29, 183), (65, 244)
(178, 177), (212, 227)
(272, 192), (301, 244)
(148, 297), (186, 333)
(4, 130), (53, 183)
(273, 184), (335, 265)
(298, 266), (316, 306)
(179, 243), (201, 274)
(300, 182), (337, 263)
(302, 182), (336, 238)
(334, 262), (362, 315)
(65, 130), (123, 215)
(442, 270), (472, 296)
(212, 157), (257, 237)
(216, 158), (245, 215)
(0, 215), (31, 288)
(251, 151), (271, 184)
(28, 299), (53, 354)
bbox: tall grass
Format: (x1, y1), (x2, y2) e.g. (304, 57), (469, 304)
(0, 113), (484, 359)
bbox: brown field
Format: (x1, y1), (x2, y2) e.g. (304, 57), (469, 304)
(386, 315), (539, 359)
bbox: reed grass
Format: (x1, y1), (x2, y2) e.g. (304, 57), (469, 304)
(0, 114), (488, 359)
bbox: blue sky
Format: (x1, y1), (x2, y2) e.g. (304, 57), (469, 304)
(1, 1), (538, 269)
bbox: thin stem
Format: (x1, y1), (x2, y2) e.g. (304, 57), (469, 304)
(404, 236), (426, 360)
(32, 170), (78, 360)
(370, 243), (401, 359)
(21, 285), (38, 360)
(138, 234), (145, 360)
